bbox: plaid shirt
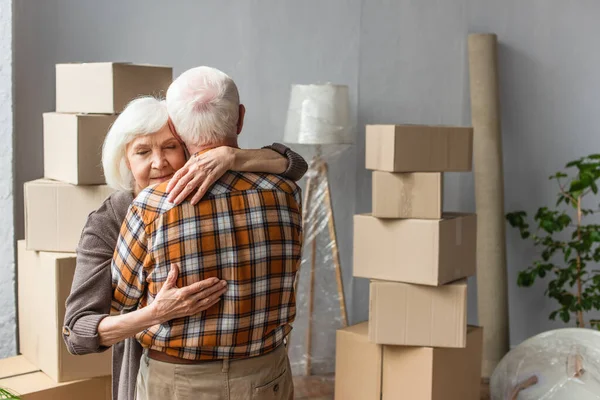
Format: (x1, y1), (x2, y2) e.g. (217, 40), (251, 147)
(111, 170), (303, 360)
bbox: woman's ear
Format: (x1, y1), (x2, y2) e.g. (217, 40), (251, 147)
(237, 104), (246, 135)
(125, 151), (132, 170)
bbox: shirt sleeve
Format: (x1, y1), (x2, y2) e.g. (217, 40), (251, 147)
(111, 205), (150, 312)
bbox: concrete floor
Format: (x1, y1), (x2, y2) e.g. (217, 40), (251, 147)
(293, 376), (491, 399)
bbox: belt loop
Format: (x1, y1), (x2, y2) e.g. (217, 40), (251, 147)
(221, 358), (230, 373)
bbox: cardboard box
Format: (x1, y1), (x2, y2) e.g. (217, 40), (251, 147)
(43, 112), (118, 185)
(365, 125), (473, 172)
(0, 356), (110, 400)
(335, 322), (482, 400)
(369, 279), (467, 347)
(353, 213), (476, 285)
(24, 179), (114, 252)
(56, 62), (172, 113)
(372, 171), (443, 219)
(17, 241), (112, 382)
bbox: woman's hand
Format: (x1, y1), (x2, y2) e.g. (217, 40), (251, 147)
(96, 264), (226, 347)
(166, 146), (235, 205)
(149, 263), (227, 322)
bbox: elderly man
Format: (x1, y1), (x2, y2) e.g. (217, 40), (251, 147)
(111, 66), (302, 399)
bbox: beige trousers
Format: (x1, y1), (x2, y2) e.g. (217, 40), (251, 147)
(135, 345), (293, 400)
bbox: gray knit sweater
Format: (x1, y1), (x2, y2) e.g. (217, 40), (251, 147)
(62, 145), (307, 400)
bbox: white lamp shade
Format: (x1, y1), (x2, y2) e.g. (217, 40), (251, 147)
(283, 83), (352, 145)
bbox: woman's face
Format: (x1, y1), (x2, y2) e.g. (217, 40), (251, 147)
(125, 124), (187, 194)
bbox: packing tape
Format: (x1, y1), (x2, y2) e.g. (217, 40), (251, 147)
(399, 174), (414, 216)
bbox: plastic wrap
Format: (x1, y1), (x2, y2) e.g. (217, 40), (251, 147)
(288, 156), (349, 376)
(490, 328), (600, 399)
(282, 82), (353, 375)
(283, 83), (352, 145)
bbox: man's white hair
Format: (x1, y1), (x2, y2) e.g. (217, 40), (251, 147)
(102, 96), (169, 191)
(166, 66), (240, 146)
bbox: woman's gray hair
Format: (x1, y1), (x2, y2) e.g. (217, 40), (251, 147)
(102, 96), (169, 191)
(166, 66), (240, 146)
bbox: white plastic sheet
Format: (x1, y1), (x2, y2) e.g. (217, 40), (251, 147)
(490, 328), (600, 399)
(288, 154), (349, 376)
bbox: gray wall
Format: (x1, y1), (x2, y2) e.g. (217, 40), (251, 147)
(11, 0), (600, 366)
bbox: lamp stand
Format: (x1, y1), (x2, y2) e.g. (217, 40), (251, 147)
(289, 148), (348, 376)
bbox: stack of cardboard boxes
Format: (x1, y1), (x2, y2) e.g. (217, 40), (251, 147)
(335, 125), (483, 400)
(0, 63), (172, 399)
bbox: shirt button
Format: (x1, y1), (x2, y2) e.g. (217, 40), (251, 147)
(273, 383), (279, 393)
(62, 326), (70, 336)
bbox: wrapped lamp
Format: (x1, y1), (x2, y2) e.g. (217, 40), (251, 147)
(284, 83), (351, 376)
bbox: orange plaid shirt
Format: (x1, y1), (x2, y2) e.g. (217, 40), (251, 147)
(111, 171), (303, 360)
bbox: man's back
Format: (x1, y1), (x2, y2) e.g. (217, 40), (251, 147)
(112, 171), (303, 360)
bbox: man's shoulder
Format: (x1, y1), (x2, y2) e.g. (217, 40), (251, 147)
(213, 171), (301, 198)
(129, 171), (302, 225)
(131, 182), (174, 222)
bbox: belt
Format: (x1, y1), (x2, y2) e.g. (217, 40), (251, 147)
(147, 349), (216, 365)
(147, 341), (287, 365)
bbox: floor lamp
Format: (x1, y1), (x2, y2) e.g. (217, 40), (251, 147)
(283, 83), (352, 375)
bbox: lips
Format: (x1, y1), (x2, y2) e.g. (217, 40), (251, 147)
(150, 173), (174, 181)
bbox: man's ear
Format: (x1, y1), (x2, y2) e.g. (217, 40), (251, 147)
(237, 104), (246, 135)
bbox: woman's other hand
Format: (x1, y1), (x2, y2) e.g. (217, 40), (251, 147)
(150, 263), (227, 322)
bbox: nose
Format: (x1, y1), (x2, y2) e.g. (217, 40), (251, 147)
(150, 149), (168, 169)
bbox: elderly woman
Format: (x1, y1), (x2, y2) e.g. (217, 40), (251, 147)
(63, 96), (307, 400)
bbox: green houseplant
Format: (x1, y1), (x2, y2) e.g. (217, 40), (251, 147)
(0, 388), (20, 399)
(506, 154), (600, 330)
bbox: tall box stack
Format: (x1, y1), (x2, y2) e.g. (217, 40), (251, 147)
(12, 63), (172, 397)
(335, 125), (483, 400)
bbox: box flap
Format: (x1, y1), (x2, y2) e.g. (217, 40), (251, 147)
(25, 178), (71, 187)
(0, 356), (39, 379)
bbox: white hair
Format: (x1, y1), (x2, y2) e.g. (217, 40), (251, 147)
(166, 66), (240, 146)
(102, 96), (169, 191)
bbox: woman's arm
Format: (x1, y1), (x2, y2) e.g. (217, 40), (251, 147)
(261, 143), (308, 181)
(63, 199), (123, 355)
(63, 196), (226, 354)
(97, 264), (226, 347)
(167, 143), (309, 205)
